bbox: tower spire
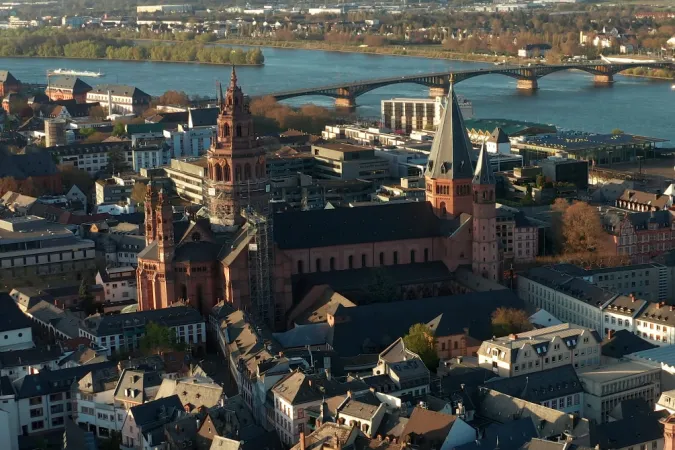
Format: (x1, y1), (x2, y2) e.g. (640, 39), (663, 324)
(230, 66), (237, 88)
(217, 81), (223, 106)
(473, 142), (496, 185)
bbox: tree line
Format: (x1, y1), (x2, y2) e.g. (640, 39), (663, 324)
(0, 30), (264, 65)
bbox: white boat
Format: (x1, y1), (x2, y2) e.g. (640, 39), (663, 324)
(671, 84), (675, 90)
(49, 68), (104, 78)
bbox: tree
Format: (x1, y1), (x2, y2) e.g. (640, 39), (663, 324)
(105, 147), (130, 174)
(366, 267), (399, 303)
(491, 307), (533, 337)
(131, 182), (147, 205)
(155, 90), (190, 106)
(140, 322), (186, 355)
(88, 105), (108, 119)
(403, 323), (439, 370)
(79, 278), (98, 316)
(561, 201), (607, 254)
(611, 128), (624, 135)
(536, 174), (545, 189)
(521, 184), (534, 205)
(111, 122), (126, 137)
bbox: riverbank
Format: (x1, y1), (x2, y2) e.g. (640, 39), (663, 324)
(0, 54), (264, 66)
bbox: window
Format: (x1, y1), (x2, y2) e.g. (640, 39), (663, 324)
(297, 260), (304, 274)
(348, 255), (353, 269)
(52, 417), (64, 427)
(31, 421), (44, 431)
(50, 404), (64, 414)
(30, 408), (44, 417)
(393, 251), (398, 265)
(297, 408), (304, 419)
(424, 248), (429, 262)
(49, 393), (62, 402)
(29, 397), (42, 406)
(379, 252), (384, 265)
(315, 258), (322, 272)
(329, 257), (335, 271)
(362, 254), (367, 267)
(410, 250), (416, 263)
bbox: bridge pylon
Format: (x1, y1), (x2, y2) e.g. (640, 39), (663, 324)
(593, 74), (614, 85)
(517, 79), (538, 90)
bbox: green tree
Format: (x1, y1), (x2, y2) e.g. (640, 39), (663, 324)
(536, 174), (545, 189)
(491, 307), (533, 337)
(140, 322), (186, 355)
(366, 267), (399, 303)
(611, 128), (624, 135)
(79, 278), (98, 316)
(402, 323), (438, 370)
(111, 122), (126, 136)
(521, 185), (534, 206)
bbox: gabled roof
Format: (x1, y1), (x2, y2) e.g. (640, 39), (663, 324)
(129, 394), (184, 430)
(424, 86), (474, 181)
(48, 76), (92, 93)
(189, 107), (219, 127)
(89, 84), (150, 99)
(0, 70), (18, 84)
(401, 407), (456, 450)
(0, 292), (33, 332)
(155, 377), (224, 411)
(484, 365), (583, 404)
(602, 329), (657, 359)
(12, 361), (115, 398)
(274, 202), (442, 249)
(0, 345), (64, 369)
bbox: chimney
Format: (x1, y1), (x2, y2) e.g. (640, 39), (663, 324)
(299, 431), (306, 450)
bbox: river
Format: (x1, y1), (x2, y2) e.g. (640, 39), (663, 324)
(2, 47), (673, 143)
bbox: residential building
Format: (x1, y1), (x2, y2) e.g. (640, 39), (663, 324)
(136, 4), (193, 14)
(154, 376), (224, 411)
(48, 141), (133, 175)
(602, 293), (648, 338)
(381, 96), (474, 134)
(617, 189), (672, 212)
(0, 216), (95, 285)
(517, 43), (552, 58)
(311, 143), (389, 182)
(121, 395), (185, 450)
(603, 209), (675, 263)
(588, 263), (669, 303)
(96, 267), (137, 303)
(0, 376), (18, 450)
(12, 361), (115, 435)
(0, 346), (64, 381)
(79, 306), (206, 354)
(266, 149), (316, 179)
(24, 301), (84, 341)
(290, 423), (358, 450)
(538, 157), (589, 189)
(97, 234), (145, 268)
(362, 338), (430, 400)
(86, 85), (151, 115)
(635, 302), (675, 346)
(164, 125), (213, 158)
(113, 369), (163, 410)
(271, 372), (368, 446)
(133, 140), (170, 172)
(72, 365), (123, 437)
(518, 266), (613, 331)
(477, 323), (602, 377)
(578, 359), (661, 423)
(0, 293), (34, 351)
(0, 71), (20, 97)
(45, 77), (92, 103)
(0, 148), (62, 194)
(496, 204), (539, 263)
(484, 365), (584, 415)
(95, 175), (137, 205)
(601, 329), (657, 362)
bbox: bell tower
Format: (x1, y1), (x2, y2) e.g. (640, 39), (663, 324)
(472, 143), (499, 281)
(206, 68), (268, 230)
(144, 181), (158, 247)
(156, 189), (174, 263)
(425, 86), (474, 219)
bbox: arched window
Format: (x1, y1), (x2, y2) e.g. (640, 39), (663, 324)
(329, 257), (335, 271)
(379, 252), (384, 265)
(215, 164), (223, 182)
(361, 254), (367, 268)
(348, 255), (353, 269)
(235, 165), (242, 181)
(393, 251), (399, 265)
(180, 284), (188, 300)
(316, 258), (322, 272)
(297, 260), (304, 274)
(236, 125), (242, 137)
(223, 163), (231, 182)
(424, 248), (429, 262)
(440, 202), (447, 217)
(244, 163), (251, 180)
(410, 250), (416, 263)
(223, 124), (230, 137)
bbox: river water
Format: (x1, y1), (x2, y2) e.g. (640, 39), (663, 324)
(2, 47), (673, 142)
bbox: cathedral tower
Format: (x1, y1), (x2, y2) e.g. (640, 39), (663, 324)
(472, 143), (499, 281)
(156, 189), (174, 263)
(424, 86), (475, 218)
(206, 68), (268, 230)
(144, 181), (158, 247)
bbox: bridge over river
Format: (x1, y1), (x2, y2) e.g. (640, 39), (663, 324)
(260, 61), (674, 108)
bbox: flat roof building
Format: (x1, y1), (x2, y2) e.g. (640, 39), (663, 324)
(311, 143), (389, 182)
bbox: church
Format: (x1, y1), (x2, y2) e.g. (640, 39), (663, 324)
(136, 68), (500, 330)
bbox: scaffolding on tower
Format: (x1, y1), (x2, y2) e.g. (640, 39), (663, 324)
(242, 205), (274, 327)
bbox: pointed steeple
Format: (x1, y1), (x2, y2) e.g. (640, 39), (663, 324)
(230, 66), (237, 88)
(473, 142), (496, 185)
(425, 85), (474, 180)
(217, 81), (223, 106)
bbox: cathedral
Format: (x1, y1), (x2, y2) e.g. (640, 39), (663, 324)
(136, 68), (500, 330)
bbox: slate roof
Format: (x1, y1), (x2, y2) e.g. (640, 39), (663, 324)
(400, 407), (456, 450)
(0, 375), (14, 395)
(330, 290), (523, 357)
(274, 202), (443, 249)
(602, 329), (657, 359)
(12, 361), (115, 399)
(82, 306), (203, 337)
(589, 399), (667, 449)
(425, 86), (474, 181)
(484, 366), (583, 403)
(90, 84), (150, 99)
(521, 266), (615, 307)
(473, 143), (495, 185)
(0, 148), (59, 179)
(0, 70), (18, 84)
(619, 189), (670, 210)
(155, 377), (224, 410)
(48, 76), (92, 93)
(0, 292), (34, 332)
(272, 372), (366, 406)
(0, 345), (64, 369)
(114, 369), (163, 404)
(129, 394), (184, 429)
(488, 127), (510, 144)
(455, 418), (537, 450)
(46, 141), (131, 157)
(64, 418), (98, 450)
(189, 107), (219, 127)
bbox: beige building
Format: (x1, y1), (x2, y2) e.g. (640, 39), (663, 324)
(381, 96), (473, 133)
(311, 143), (389, 182)
(477, 323), (602, 377)
(496, 204), (539, 263)
(163, 158), (207, 204)
(588, 263), (670, 303)
(578, 360), (661, 423)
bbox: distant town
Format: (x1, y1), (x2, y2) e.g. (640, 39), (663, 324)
(0, 1), (673, 450)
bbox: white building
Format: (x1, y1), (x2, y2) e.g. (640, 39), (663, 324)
(164, 125), (213, 159)
(0, 293), (35, 351)
(0, 346), (64, 381)
(132, 143), (170, 172)
(381, 96), (473, 133)
(79, 307), (205, 355)
(162, 158), (207, 205)
(0, 380), (19, 450)
(48, 142), (133, 175)
(95, 267), (137, 303)
(73, 366), (125, 438)
(635, 302), (675, 347)
(96, 200), (137, 216)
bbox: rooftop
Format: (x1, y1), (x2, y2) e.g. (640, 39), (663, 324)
(314, 142), (372, 153)
(577, 359), (657, 383)
(83, 306), (203, 337)
(519, 131), (667, 152)
(484, 365), (583, 404)
(602, 329), (657, 359)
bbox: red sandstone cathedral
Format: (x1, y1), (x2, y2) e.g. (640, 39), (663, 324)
(136, 68), (499, 330)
